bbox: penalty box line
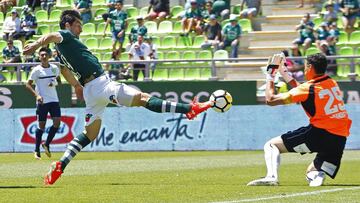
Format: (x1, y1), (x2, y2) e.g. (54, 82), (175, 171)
(210, 186), (360, 203)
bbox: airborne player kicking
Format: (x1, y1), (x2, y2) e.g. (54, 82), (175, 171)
(23, 10), (212, 185)
(247, 53), (352, 187)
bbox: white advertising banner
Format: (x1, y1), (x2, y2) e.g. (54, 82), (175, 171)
(1, 104), (359, 152)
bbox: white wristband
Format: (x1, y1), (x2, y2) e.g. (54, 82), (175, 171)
(266, 74), (274, 82)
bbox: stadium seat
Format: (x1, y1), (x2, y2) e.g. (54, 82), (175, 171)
(348, 31), (360, 45)
(177, 36), (191, 50)
(81, 23), (96, 36)
(200, 67), (212, 79)
(221, 19), (230, 27)
(197, 50), (212, 66)
(84, 37), (99, 50)
(151, 36), (160, 47)
(170, 5), (183, 19)
(92, 52), (101, 60)
(172, 21), (182, 34)
(94, 8), (107, 22)
(139, 7), (148, 18)
(55, 0), (72, 9)
(184, 67), (201, 80)
(0, 12), (4, 24)
(337, 31), (348, 46)
(163, 51), (180, 67)
(232, 4), (242, 14)
(305, 47), (320, 56)
(102, 52), (113, 61)
(191, 35), (205, 49)
(144, 21), (157, 33)
(125, 21), (137, 34)
(98, 37), (113, 52)
(120, 52), (128, 61)
(37, 24), (50, 35)
(92, 0), (105, 8)
(97, 22), (111, 36)
(180, 50), (196, 65)
(169, 68), (184, 80)
(48, 9), (61, 23)
(126, 7), (138, 19)
(337, 46), (354, 77)
(157, 21), (173, 33)
(312, 17), (322, 30)
(152, 68), (168, 80)
(160, 36), (176, 50)
(52, 24), (60, 32)
(356, 48), (360, 76)
(35, 10), (48, 22)
(0, 40), (7, 51)
(239, 19), (252, 33)
(213, 50), (228, 66)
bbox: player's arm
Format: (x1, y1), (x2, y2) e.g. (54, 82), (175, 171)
(278, 61), (300, 88)
(23, 32), (62, 55)
(265, 80), (292, 106)
(25, 79), (43, 104)
(60, 65), (84, 100)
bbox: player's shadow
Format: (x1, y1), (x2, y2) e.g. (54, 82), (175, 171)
(326, 184), (360, 187)
(108, 183), (153, 186)
(0, 186), (37, 189)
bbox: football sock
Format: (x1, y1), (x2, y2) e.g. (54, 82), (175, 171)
(60, 133), (91, 171)
(35, 128), (44, 152)
(45, 126), (58, 147)
(145, 96), (191, 114)
(264, 141), (280, 179)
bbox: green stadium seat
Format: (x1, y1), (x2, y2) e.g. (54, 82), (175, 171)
(158, 20), (172, 33)
(81, 23), (96, 36)
(197, 50), (212, 66)
(180, 50), (196, 66)
(160, 36), (176, 50)
(102, 52), (113, 60)
(144, 21), (157, 33)
(0, 40), (7, 51)
(1, 71), (15, 82)
(348, 31), (360, 45)
(152, 68), (168, 80)
(177, 36), (191, 50)
(337, 31), (348, 46)
(92, 52), (101, 60)
(52, 24), (60, 32)
(337, 46), (354, 77)
(191, 35), (205, 49)
(126, 7), (138, 18)
(356, 48), (360, 76)
(305, 47), (320, 56)
(169, 68), (184, 80)
(125, 21), (137, 34)
(13, 40), (22, 52)
(97, 22), (111, 36)
(37, 24), (50, 35)
(36, 10), (48, 22)
(48, 9), (61, 23)
(184, 68), (201, 80)
(139, 7), (148, 18)
(163, 51), (180, 67)
(92, 0), (105, 8)
(98, 37), (113, 52)
(200, 67), (212, 79)
(94, 8), (107, 22)
(120, 52), (129, 61)
(172, 21), (182, 34)
(232, 4), (242, 14)
(312, 17), (322, 30)
(55, 0), (72, 9)
(0, 12), (4, 24)
(170, 5), (183, 19)
(151, 36), (160, 46)
(336, 18), (344, 29)
(221, 19), (230, 27)
(213, 49), (228, 66)
(239, 19), (252, 33)
(84, 37), (98, 50)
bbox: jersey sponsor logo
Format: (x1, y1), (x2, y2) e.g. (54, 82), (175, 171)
(85, 113), (93, 122)
(20, 115), (76, 144)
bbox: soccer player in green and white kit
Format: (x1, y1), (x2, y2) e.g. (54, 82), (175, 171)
(23, 10), (212, 185)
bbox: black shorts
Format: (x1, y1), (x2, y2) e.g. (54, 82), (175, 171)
(281, 124), (347, 179)
(36, 102), (61, 122)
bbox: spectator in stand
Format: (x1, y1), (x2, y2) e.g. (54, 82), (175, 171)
(2, 39), (21, 80)
(293, 13), (315, 52)
(145, 0), (170, 22)
(318, 41), (337, 76)
(129, 16), (148, 44)
(212, 0), (230, 20)
(201, 14), (221, 51)
(144, 36), (158, 77)
(104, 0), (127, 53)
(40, 0), (55, 15)
(321, 2), (338, 24)
(315, 22), (330, 47)
(219, 16), (241, 58)
(201, 0), (213, 22)
(27, 0), (40, 11)
(298, 0), (314, 8)
(184, 0), (206, 10)
(287, 47), (305, 82)
(105, 50), (130, 80)
(19, 6), (38, 41)
(0, 0), (15, 14)
(239, 0), (261, 20)
(329, 22), (340, 40)
(106, 0), (117, 13)
(2, 9), (21, 41)
(74, 0), (92, 24)
(339, 0), (359, 34)
(128, 35), (152, 81)
(181, 0), (203, 36)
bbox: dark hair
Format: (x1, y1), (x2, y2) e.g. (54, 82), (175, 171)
(59, 10), (81, 29)
(306, 53), (327, 74)
(282, 50), (289, 57)
(39, 47), (49, 55)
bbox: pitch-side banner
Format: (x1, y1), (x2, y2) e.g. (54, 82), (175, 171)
(0, 104), (359, 152)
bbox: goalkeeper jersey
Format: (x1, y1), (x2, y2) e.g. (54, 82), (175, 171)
(288, 75), (352, 137)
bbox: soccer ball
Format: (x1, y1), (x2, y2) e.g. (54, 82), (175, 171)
(209, 90), (233, 113)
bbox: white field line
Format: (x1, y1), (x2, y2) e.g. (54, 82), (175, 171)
(210, 187), (360, 203)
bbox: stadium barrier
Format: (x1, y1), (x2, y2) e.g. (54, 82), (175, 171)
(0, 104), (359, 152)
(0, 55), (359, 82)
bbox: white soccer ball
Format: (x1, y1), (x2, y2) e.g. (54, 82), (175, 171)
(209, 90), (233, 113)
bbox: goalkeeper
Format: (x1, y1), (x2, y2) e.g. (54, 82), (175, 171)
(247, 53), (352, 187)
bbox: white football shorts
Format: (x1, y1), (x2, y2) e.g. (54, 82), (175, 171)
(83, 74), (139, 126)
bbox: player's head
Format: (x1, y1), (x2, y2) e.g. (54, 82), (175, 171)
(59, 10), (82, 37)
(115, 0), (123, 10)
(39, 47), (50, 63)
(137, 35), (144, 43)
(305, 53), (327, 80)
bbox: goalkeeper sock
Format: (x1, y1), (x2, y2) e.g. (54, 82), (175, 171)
(35, 128), (44, 152)
(60, 133), (91, 171)
(264, 141), (280, 179)
(145, 96), (191, 114)
(45, 126), (58, 147)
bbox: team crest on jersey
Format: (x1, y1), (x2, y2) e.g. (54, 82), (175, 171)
(85, 114), (93, 122)
(51, 67), (57, 74)
(109, 95), (117, 104)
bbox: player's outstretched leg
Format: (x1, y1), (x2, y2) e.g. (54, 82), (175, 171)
(143, 95), (212, 120)
(42, 126), (59, 158)
(34, 128), (44, 160)
(44, 133), (91, 185)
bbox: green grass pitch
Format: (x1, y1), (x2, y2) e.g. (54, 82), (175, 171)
(1, 151), (360, 203)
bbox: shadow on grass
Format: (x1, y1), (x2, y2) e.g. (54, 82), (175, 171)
(108, 183), (153, 186)
(0, 186), (37, 189)
(326, 184), (360, 187)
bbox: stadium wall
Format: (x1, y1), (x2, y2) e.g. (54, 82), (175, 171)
(0, 104), (359, 152)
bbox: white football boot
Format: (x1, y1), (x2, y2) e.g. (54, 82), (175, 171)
(306, 171), (326, 187)
(247, 176), (279, 186)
